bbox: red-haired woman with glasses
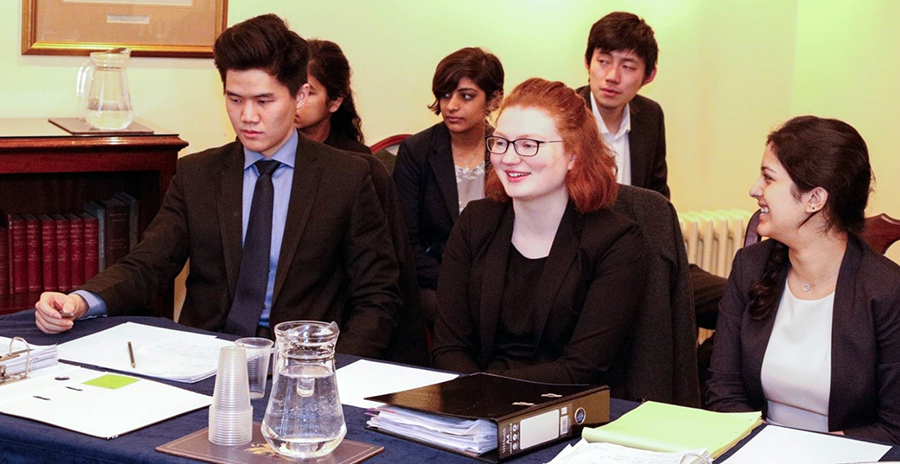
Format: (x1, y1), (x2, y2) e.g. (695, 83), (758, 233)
(432, 78), (651, 391)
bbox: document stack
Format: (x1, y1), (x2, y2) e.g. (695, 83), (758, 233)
(0, 336), (58, 384)
(58, 322), (233, 383)
(368, 406), (497, 454)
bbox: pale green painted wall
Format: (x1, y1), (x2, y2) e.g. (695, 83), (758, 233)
(792, 0), (900, 263)
(2, 0), (897, 264)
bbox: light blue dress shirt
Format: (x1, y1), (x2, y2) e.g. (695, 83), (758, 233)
(77, 130), (299, 330)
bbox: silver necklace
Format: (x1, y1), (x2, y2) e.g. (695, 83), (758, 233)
(793, 267), (840, 292)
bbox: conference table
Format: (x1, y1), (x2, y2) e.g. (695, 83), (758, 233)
(1, 310), (898, 464)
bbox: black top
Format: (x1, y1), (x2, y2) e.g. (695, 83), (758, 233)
(324, 132), (371, 154)
(489, 246), (547, 372)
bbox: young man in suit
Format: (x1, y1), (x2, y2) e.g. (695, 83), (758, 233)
(577, 11), (667, 199)
(578, 11), (725, 401)
(33, 14), (401, 359)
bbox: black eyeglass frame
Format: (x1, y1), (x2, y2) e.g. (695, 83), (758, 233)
(485, 135), (564, 157)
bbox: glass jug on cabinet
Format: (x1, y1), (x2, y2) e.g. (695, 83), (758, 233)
(77, 48), (134, 130)
(262, 320), (346, 459)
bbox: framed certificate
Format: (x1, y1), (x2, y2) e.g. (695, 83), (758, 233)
(22, 0), (228, 58)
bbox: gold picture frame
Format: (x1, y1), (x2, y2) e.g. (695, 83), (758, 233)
(22, 0), (228, 58)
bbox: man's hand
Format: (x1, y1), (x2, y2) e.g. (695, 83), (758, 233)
(34, 292), (88, 334)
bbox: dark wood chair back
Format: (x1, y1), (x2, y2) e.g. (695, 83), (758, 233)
(742, 210), (900, 255)
(861, 213), (900, 254)
(744, 209), (762, 248)
(369, 134), (411, 154)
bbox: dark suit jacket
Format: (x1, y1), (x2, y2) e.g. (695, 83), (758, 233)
(330, 143), (429, 366)
(393, 123), (488, 289)
(324, 132), (371, 155)
(432, 199), (651, 393)
(577, 86), (670, 199)
(707, 237), (900, 444)
(80, 136), (401, 359)
(613, 185), (700, 407)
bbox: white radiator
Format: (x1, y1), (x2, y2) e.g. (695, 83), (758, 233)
(678, 209), (754, 344)
(678, 209), (754, 278)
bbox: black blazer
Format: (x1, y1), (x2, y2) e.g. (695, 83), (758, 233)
(707, 237), (900, 444)
(577, 86), (670, 199)
(613, 185), (700, 407)
(393, 123), (488, 289)
(321, 131), (428, 366)
(432, 199), (651, 392)
(80, 135), (401, 359)
(324, 132), (371, 155)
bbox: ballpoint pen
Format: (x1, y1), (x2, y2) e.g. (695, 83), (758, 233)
(127, 341), (136, 368)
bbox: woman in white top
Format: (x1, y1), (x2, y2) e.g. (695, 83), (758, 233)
(707, 115), (900, 444)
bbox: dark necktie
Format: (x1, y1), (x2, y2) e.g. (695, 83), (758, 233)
(224, 159), (281, 336)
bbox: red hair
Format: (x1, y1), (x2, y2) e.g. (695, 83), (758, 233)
(485, 78), (618, 212)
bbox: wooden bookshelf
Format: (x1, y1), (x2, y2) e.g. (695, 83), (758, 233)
(0, 118), (187, 318)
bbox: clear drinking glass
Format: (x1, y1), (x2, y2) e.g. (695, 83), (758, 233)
(261, 320), (345, 459)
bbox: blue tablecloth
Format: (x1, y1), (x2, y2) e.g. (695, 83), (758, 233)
(1, 310), (897, 463)
(0, 311), (634, 464)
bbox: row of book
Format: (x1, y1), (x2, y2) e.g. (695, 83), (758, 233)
(0, 193), (139, 296)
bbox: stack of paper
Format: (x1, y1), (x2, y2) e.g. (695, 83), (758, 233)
(0, 336), (58, 377)
(58, 322), (233, 383)
(721, 425), (890, 464)
(582, 401), (763, 459)
(367, 406), (497, 454)
(0, 363), (211, 439)
(549, 439), (712, 464)
(335, 359), (459, 408)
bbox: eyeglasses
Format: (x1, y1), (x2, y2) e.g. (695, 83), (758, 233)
(485, 136), (563, 157)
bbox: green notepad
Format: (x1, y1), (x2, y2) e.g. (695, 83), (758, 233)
(582, 401), (762, 458)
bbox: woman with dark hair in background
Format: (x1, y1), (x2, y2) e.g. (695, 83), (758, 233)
(707, 116), (900, 444)
(431, 78), (650, 389)
(293, 38), (429, 366)
(393, 47), (504, 330)
(294, 39), (369, 154)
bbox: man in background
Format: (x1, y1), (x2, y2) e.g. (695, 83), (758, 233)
(577, 11), (725, 401)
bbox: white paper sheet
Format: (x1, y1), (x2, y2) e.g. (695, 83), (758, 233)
(547, 439), (711, 464)
(335, 359), (458, 409)
(58, 322), (233, 382)
(722, 425), (890, 464)
(0, 364), (211, 439)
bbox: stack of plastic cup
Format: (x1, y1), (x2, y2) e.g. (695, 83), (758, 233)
(208, 345), (253, 446)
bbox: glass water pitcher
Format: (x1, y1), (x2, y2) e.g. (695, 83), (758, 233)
(262, 320), (346, 458)
(76, 48), (134, 130)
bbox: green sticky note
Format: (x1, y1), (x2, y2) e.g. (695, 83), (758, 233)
(83, 374), (139, 390)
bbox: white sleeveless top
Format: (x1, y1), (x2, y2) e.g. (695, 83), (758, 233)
(760, 282), (835, 432)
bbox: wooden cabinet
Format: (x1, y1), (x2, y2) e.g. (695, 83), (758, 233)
(0, 119), (187, 318)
